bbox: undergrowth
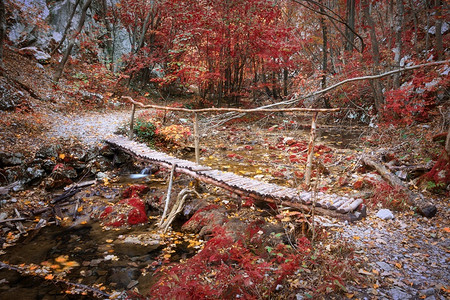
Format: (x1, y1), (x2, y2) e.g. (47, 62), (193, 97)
(149, 224), (359, 299)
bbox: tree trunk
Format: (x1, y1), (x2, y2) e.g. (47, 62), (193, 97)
(99, 0), (114, 69)
(283, 67), (288, 96)
(319, 0), (328, 107)
(345, 0), (355, 51)
(53, 0), (93, 83)
(0, 0), (4, 69)
(393, 0), (404, 88)
(362, 0), (384, 114)
(435, 0), (443, 60)
(51, 0), (81, 56)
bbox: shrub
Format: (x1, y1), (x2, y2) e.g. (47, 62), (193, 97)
(134, 119), (157, 142)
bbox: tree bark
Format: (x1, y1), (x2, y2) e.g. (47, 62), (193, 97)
(53, 0), (93, 83)
(362, 0), (384, 114)
(435, 0), (443, 60)
(345, 0), (355, 51)
(393, 0), (404, 88)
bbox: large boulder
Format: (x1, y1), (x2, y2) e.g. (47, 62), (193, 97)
(18, 47), (51, 64)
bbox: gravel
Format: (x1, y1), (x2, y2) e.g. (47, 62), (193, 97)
(45, 110), (131, 145)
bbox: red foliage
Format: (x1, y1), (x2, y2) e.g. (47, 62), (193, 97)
(149, 226), (309, 299)
(419, 151), (450, 193)
(369, 179), (409, 211)
(122, 185), (150, 198)
(99, 195), (147, 227)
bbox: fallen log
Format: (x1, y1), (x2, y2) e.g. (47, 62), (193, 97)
(362, 155), (436, 217)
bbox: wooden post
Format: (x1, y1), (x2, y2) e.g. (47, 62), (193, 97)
(193, 113), (200, 164)
(305, 112), (318, 186)
(128, 103), (136, 139)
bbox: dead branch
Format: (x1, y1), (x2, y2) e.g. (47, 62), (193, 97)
(123, 96), (340, 113)
(158, 163), (176, 227)
(0, 217), (26, 224)
(161, 188), (200, 232)
(362, 155), (435, 216)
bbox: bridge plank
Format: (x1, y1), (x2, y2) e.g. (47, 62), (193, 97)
(105, 136), (365, 221)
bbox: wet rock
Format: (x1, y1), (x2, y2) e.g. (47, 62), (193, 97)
(43, 163), (77, 190)
(68, 145), (87, 161)
(108, 268), (139, 289)
(96, 172), (109, 180)
(99, 190), (148, 227)
(417, 205), (437, 218)
(122, 185), (149, 198)
(41, 159), (56, 173)
(181, 204), (227, 237)
(0, 212), (8, 222)
(89, 156), (112, 173)
(114, 234), (161, 256)
(0, 151), (24, 167)
(35, 145), (58, 159)
(376, 209), (394, 220)
(25, 166), (46, 185)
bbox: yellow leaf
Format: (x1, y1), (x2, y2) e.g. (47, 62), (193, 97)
(59, 154), (65, 159)
(77, 206), (83, 212)
(442, 227), (450, 233)
(44, 274), (54, 280)
(395, 262), (402, 269)
(372, 269), (379, 275)
(353, 236), (361, 240)
(55, 255), (68, 263)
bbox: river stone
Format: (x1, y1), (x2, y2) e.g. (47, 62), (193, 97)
(418, 205), (437, 218)
(388, 288), (411, 300)
(376, 261), (393, 272)
(25, 167), (46, 184)
(0, 151), (24, 167)
(35, 145), (58, 159)
(376, 209), (394, 220)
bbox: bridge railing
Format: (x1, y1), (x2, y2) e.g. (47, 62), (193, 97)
(121, 96), (339, 186)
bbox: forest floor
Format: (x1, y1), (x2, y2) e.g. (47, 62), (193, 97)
(0, 48), (449, 299)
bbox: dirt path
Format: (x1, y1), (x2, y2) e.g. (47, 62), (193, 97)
(45, 109), (132, 145)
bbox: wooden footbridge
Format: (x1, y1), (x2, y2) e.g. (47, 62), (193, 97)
(106, 135), (366, 221)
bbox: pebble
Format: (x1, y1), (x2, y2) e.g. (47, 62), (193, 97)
(376, 209), (394, 220)
(388, 288), (411, 300)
